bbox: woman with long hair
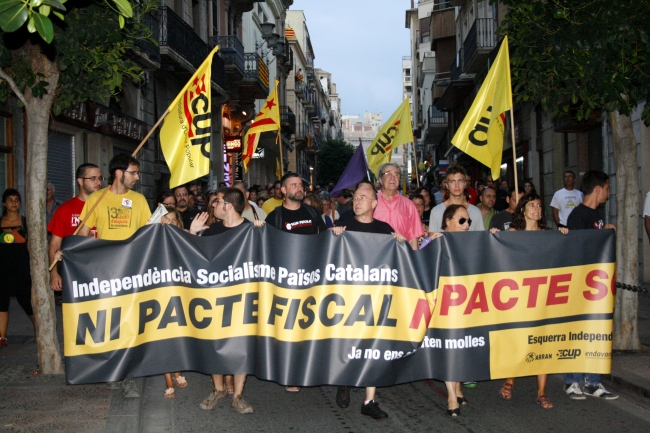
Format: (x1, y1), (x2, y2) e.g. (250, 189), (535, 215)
(499, 193), (567, 409)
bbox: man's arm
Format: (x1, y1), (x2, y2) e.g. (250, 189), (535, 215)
(77, 224), (91, 237)
(408, 238), (418, 250)
(552, 207), (560, 226)
(48, 234), (63, 291)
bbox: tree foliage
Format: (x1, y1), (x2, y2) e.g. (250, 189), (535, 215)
(494, 0), (650, 124)
(316, 139), (356, 185)
(0, 0), (154, 113)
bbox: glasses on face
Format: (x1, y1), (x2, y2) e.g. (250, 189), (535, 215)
(452, 217), (472, 226)
(352, 196), (373, 202)
(162, 200), (175, 206)
(175, 192), (188, 197)
(125, 170), (140, 176)
(82, 176), (104, 182)
(381, 171), (400, 178)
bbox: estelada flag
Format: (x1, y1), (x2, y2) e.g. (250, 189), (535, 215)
(242, 81), (281, 172)
(366, 98), (413, 176)
(160, 47), (219, 188)
(450, 36), (513, 180)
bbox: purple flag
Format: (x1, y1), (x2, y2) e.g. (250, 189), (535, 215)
(330, 141), (368, 197)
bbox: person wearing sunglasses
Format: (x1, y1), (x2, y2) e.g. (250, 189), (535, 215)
(429, 165), (485, 234)
(48, 164), (103, 292)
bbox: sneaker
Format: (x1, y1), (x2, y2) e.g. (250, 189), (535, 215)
(0, 337), (7, 348)
(106, 381), (121, 390)
(336, 386), (350, 408)
(200, 389), (228, 410)
(564, 382), (587, 400)
(361, 400), (388, 420)
(584, 383), (619, 400)
(122, 378), (141, 398)
(231, 396), (254, 414)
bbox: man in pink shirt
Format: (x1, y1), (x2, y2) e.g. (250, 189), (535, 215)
(374, 162), (424, 250)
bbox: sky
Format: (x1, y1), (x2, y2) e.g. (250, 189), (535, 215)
(291, 0), (411, 119)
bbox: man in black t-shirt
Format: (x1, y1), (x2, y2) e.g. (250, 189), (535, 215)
(330, 182), (404, 420)
(489, 186), (524, 231)
(173, 185), (199, 229)
(266, 173), (327, 235)
(189, 187), (261, 414)
(564, 170), (618, 401)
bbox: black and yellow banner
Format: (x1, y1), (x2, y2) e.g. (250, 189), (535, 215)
(61, 226), (615, 385)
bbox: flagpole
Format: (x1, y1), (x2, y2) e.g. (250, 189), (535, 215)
(509, 109), (519, 204)
(277, 130), (284, 177)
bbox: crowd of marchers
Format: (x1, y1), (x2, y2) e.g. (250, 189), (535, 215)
(2, 154), (650, 419)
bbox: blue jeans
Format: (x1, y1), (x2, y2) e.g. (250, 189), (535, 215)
(564, 373), (601, 385)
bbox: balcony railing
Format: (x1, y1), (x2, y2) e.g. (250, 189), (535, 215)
(243, 53), (269, 91)
(463, 18), (498, 69)
(212, 35), (245, 73)
(133, 12), (161, 63)
(159, 6), (211, 71)
(211, 51), (226, 88)
(280, 105), (296, 132)
(428, 105), (448, 125)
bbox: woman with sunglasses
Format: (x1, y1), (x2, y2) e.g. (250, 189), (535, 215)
(437, 204), (471, 416)
(498, 193), (567, 409)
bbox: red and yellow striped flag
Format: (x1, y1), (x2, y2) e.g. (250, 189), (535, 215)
(160, 47), (219, 188)
(242, 81), (281, 172)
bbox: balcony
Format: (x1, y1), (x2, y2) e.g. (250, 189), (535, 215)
(463, 18), (498, 73)
(431, 6), (455, 41)
(424, 105), (448, 145)
(280, 105), (296, 133)
(294, 79), (306, 99)
(295, 122), (309, 147)
(436, 51), (474, 111)
(240, 53), (269, 99)
(211, 35), (245, 83)
(156, 7), (225, 89)
(131, 12), (161, 66)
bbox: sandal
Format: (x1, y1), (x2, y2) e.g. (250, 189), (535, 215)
(226, 385), (234, 394)
(499, 382), (513, 400)
(174, 375), (188, 388)
(536, 395), (553, 409)
(285, 386), (300, 393)
(164, 387), (175, 398)
(457, 396), (468, 405)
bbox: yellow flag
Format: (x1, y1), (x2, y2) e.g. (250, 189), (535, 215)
(242, 81), (281, 172)
(366, 98), (413, 176)
(451, 36), (513, 180)
(275, 157), (282, 180)
(160, 47), (219, 188)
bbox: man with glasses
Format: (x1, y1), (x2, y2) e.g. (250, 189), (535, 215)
(173, 184), (199, 229)
(330, 181), (405, 420)
(77, 154), (151, 398)
(262, 180), (284, 214)
(374, 162), (425, 250)
(48, 163), (103, 292)
(428, 165), (484, 233)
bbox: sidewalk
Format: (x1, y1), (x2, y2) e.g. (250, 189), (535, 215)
(1, 294), (649, 432)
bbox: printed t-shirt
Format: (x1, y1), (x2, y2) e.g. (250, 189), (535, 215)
(374, 191), (425, 241)
(262, 197), (284, 215)
(567, 203), (605, 230)
(489, 210), (514, 232)
(80, 188), (151, 240)
(340, 218), (394, 234)
(266, 204), (327, 235)
(47, 196), (97, 238)
(550, 188), (584, 225)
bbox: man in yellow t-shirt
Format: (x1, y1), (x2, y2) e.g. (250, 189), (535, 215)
(262, 180), (284, 214)
(79, 154), (151, 241)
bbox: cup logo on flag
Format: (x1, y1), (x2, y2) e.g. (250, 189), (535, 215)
(366, 98), (413, 177)
(160, 47), (220, 188)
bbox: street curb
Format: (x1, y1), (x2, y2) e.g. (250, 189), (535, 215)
(602, 373), (650, 400)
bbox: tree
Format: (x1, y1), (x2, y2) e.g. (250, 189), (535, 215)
(495, 0), (650, 350)
(316, 139), (356, 186)
(0, 0), (152, 373)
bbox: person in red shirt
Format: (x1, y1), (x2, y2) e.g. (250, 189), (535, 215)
(48, 163), (103, 291)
